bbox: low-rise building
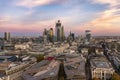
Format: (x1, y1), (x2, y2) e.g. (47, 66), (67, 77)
(81, 48), (88, 54)
(22, 60), (60, 80)
(0, 61), (35, 80)
(55, 43), (69, 54)
(111, 53), (120, 70)
(107, 52), (120, 70)
(0, 55), (17, 62)
(96, 48), (104, 55)
(90, 57), (114, 80)
(15, 44), (30, 50)
(64, 55), (86, 80)
(3, 43), (15, 51)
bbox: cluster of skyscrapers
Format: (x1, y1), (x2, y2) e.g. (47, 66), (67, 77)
(43, 28), (54, 43)
(43, 20), (65, 43)
(2, 20), (92, 45)
(1, 20), (120, 80)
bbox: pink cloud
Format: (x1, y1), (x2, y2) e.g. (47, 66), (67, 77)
(75, 14), (120, 36)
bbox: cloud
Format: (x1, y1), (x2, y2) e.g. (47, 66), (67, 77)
(0, 16), (11, 22)
(0, 22), (44, 32)
(90, 0), (120, 8)
(0, 16), (12, 25)
(75, 0), (120, 35)
(1, 0), (120, 36)
(74, 19), (119, 36)
(15, 0), (59, 8)
(90, 0), (120, 17)
(77, 11), (120, 36)
(24, 9), (35, 15)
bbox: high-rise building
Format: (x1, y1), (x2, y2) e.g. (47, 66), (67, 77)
(0, 38), (4, 51)
(55, 20), (61, 41)
(61, 26), (65, 41)
(49, 28), (54, 42)
(69, 31), (75, 41)
(43, 29), (48, 43)
(4, 32), (10, 41)
(55, 20), (65, 42)
(85, 30), (91, 42)
(72, 33), (75, 41)
(43, 28), (54, 43)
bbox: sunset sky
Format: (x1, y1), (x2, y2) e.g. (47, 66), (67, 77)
(0, 0), (120, 36)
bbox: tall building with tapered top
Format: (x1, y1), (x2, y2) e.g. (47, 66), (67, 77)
(55, 20), (65, 42)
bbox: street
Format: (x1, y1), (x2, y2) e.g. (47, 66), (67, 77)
(58, 62), (66, 80)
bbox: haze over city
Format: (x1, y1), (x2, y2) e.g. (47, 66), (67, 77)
(0, 0), (120, 36)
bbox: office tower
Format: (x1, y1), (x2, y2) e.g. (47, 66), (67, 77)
(85, 30), (91, 42)
(67, 31), (72, 46)
(71, 33), (75, 41)
(49, 28), (54, 42)
(43, 29), (48, 43)
(55, 20), (62, 41)
(55, 20), (65, 42)
(0, 38), (4, 51)
(69, 31), (75, 41)
(61, 26), (65, 41)
(4, 32), (10, 41)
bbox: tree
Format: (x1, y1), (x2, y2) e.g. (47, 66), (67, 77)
(31, 54), (44, 62)
(111, 73), (120, 80)
(88, 47), (95, 54)
(92, 77), (100, 80)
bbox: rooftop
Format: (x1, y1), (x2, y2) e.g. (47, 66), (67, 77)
(90, 57), (112, 69)
(64, 55), (86, 79)
(22, 60), (60, 80)
(94, 61), (110, 68)
(0, 56), (13, 59)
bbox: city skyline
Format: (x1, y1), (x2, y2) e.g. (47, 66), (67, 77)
(0, 0), (120, 36)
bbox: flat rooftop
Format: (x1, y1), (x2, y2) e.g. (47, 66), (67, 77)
(90, 57), (112, 69)
(64, 56), (86, 79)
(94, 61), (110, 68)
(0, 56), (13, 59)
(22, 60), (60, 80)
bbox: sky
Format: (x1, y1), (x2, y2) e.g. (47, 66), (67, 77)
(0, 0), (120, 37)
